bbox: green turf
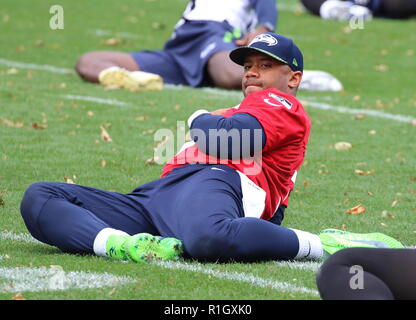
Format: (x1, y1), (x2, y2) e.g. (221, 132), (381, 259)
(0, 0), (415, 300)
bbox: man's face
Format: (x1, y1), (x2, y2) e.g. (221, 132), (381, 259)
(242, 51), (300, 97)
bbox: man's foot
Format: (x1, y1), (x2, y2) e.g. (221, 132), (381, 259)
(98, 66), (163, 92)
(300, 70), (343, 92)
(320, 0), (372, 21)
(319, 228), (405, 256)
(106, 233), (184, 262)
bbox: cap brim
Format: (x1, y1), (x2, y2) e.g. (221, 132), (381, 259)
(229, 46), (289, 66)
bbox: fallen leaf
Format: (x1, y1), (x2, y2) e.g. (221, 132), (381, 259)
(108, 288), (116, 296)
(381, 211), (395, 219)
(345, 205), (366, 215)
(355, 169), (375, 176)
(391, 200), (399, 207)
(87, 111), (94, 117)
(31, 122), (47, 130)
(6, 68), (19, 75)
(100, 125), (113, 142)
(0, 117), (24, 128)
(64, 176), (75, 184)
(368, 130), (376, 135)
(34, 39), (45, 46)
(101, 160), (107, 168)
(136, 116), (149, 121)
(374, 64), (389, 72)
(102, 38), (122, 46)
(334, 142), (352, 150)
(11, 293), (26, 300)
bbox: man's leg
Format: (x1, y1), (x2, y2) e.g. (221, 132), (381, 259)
(300, 0), (327, 15)
(316, 248), (416, 300)
(75, 51), (139, 83)
(148, 165), (320, 262)
(206, 51), (243, 90)
(379, 0), (416, 18)
(20, 182), (157, 254)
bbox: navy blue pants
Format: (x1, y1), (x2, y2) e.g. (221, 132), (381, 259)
(20, 164), (299, 262)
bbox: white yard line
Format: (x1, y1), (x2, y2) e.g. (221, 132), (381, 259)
(1, 58), (415, 124)
(154, 260), (319, 296)
(0, 58), (73, 74)
(0, 231), (42, 244)
(0, 266), (133, 292)
(88, 28), (143, 39)
(274, 260), (321, 272)
(60, 94), (130, 107)
(305, 101), (416, 124)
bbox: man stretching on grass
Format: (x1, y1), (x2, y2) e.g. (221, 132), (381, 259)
(20, 33), (404, 263)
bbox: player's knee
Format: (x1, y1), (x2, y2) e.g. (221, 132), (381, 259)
(20, 182), (52, 222)
(20, 182), (61, 243)
(185, 230), (234, 261)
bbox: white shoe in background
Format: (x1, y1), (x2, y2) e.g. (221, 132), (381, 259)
(320, 0), (372, 21)
(98, 66), (163, 92)
(300, 70), (344, 92)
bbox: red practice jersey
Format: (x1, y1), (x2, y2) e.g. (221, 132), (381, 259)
(161, 88), (311, 220)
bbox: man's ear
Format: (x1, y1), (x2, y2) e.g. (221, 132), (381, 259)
(288, 71), (303, 89)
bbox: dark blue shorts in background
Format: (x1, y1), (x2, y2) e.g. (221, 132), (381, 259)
(130, 20), (239, 87)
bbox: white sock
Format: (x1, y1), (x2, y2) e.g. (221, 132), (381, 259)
(290, 228), (323, 260)
(93, 228), (129, 257)
(319, 0), (352, 19)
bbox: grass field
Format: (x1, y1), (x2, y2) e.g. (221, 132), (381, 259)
(0, 0), (415, 302)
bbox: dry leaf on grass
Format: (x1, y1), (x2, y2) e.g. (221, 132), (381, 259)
(100, 125), (113, 142)
(355, 169), (375, 176)
(102, 38), (122, 46)
(0, 117), (24, 128)
(11, 293), (26, 300)
(334, 142), (352, 150)
(64, 176), (75, 184)
(345, 205), (366, 215)
(32, 122), (47, 130)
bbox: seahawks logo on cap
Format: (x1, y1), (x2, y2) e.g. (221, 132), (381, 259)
(249, 34), (278, 47)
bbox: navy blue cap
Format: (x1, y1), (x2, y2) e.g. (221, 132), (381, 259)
(229, 32), (303, 72)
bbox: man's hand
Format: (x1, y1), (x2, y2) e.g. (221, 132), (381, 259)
(210, 108), (228, 116)
(235, 25), (272, 46)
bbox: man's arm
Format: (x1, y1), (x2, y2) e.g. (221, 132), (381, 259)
(188, 112), (266, 160)
(236, 0), (278, 46)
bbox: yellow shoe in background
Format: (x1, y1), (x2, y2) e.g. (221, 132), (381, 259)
(98, 66), (163, 92)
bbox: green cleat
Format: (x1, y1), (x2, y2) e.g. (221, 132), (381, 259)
(319, 228), (405, 256)
(106, 234), (129, 260)
(124, 233), (184, 263)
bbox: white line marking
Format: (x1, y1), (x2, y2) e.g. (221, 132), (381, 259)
(60, 94), (130, 107)
(1, 58), (414, 123)
(305, 101), (416, 124)
(154, 260), (319, 296)
(0, 266), (133, 292)
(0, 231), (42, 244)
(0, 58), (73, 74)
(88, 28), (142, 39)
(274, 260), (322, 272)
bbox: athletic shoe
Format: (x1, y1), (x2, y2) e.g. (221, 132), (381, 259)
(319, 228), (405, 255)
(124, 233), (184, 262)
(300, 70), (343, 92)
(320, 0), (372, 21)
(106, 234), (129, 260)
(98, 66), (163, 92)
